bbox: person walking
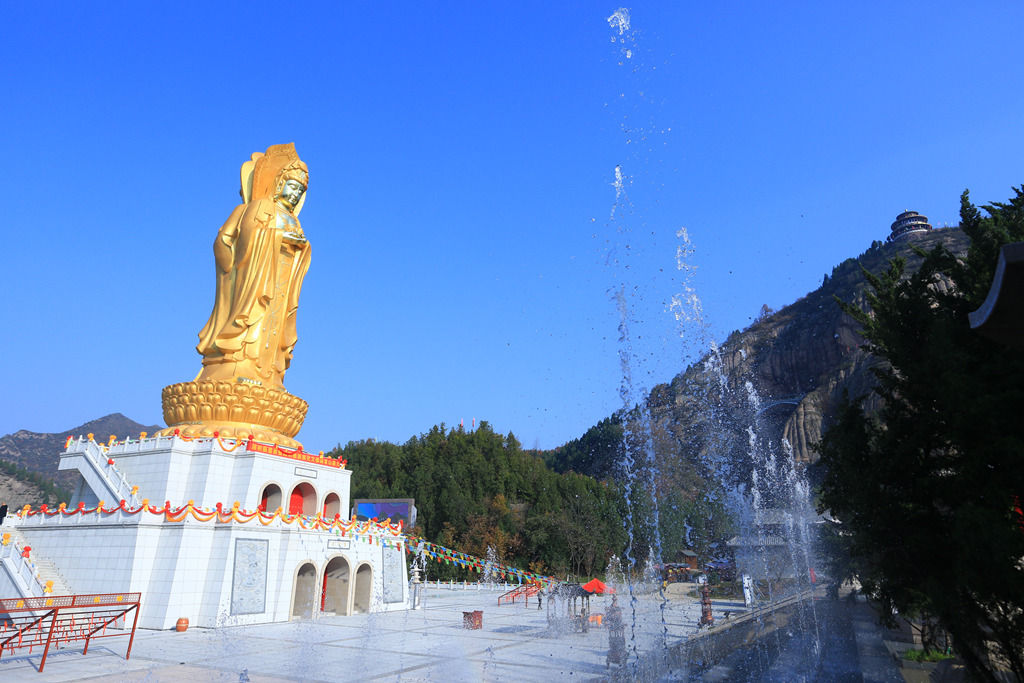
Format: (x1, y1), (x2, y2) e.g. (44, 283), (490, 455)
(606, 595), (626, 667)
(0, 501), (8, 526)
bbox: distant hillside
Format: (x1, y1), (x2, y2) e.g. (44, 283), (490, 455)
(547, 228), (970, 484)
(333, 422), (628, 578)
(0, 413), (162, 507)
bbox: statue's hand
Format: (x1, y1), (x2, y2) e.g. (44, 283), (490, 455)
(283, 231), (308, 245)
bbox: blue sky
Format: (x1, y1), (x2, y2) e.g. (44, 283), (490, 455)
(3, 2), (1022, 452)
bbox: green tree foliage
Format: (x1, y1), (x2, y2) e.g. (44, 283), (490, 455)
(542, 415), (624, 479)
(656, 489), (734, 563)
(816, 187), (1024, 682)
(332, 421), (627, 580)
(754, 303), (775, 323)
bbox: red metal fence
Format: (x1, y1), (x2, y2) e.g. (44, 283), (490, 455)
(0, 592), (141, 673)
(498, 583), (539, 606)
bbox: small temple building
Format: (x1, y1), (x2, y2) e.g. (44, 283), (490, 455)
(887, 210), (933, 242)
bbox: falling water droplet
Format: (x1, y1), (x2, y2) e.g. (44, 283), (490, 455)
(607, 7), (631, 35)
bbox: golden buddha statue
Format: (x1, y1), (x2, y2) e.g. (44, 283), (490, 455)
(196, 144), (311, 387)
(158, 144), (313, 448)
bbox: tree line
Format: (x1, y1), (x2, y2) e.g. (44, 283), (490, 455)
(331, 421), (628, 580)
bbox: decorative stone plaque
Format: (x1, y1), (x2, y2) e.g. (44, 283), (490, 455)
(231, 538), (269, 615)
(382, 545), (404, 603)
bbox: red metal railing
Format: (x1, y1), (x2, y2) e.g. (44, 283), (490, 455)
(0, 592), (141, 673)
(497, 583), (539, 606)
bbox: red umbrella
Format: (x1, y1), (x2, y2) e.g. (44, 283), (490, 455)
(582, 578), (614, 594)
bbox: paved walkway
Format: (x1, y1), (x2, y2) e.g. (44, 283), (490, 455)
(682, 592), (903, 683)
(0, 584), (904, 682)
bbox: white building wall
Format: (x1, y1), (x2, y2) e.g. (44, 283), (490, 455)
(15, 436), (405, 630)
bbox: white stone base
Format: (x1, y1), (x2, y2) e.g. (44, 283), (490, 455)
(14, 435), (408, 629)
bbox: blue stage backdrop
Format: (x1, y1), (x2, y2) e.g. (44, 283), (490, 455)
(352, 498), (417, 529)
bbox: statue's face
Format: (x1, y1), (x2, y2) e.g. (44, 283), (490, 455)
(278, 179), (306, 209)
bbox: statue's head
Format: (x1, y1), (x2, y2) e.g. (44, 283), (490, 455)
(273, 159), (308, 210)
(244, 143), (310, 213)
(275, 176), (306, 211)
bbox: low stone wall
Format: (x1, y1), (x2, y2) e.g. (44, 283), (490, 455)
(610, 589), (815, 681)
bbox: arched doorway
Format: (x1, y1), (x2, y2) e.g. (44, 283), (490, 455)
(353, 564), (373, 614)
(322, 492), (341, 518)
(292, 562), (318, 619)
(320, 556), (351, 615)
(289, 482), (317, 516)
(259, 483), (282, 512)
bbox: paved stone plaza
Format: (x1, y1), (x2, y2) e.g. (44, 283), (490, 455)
(0, 583), (715, 682)
(0, 583), (903, 682)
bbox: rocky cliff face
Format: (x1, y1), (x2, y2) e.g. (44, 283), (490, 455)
(0, 476), (53, 512)
(648, 228), (969, 473)
(544, 229), (970, 488)
(0, 413), (162, 506)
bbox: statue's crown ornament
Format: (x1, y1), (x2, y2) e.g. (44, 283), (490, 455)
(242, 143), (309, 206)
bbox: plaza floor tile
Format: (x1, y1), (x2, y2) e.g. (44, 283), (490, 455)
(0, 585), (744, 682)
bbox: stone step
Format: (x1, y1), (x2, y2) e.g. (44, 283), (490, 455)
(3, 526), (74, 595)
(31, 562), (74, 595)
(2, 524), (29, 548)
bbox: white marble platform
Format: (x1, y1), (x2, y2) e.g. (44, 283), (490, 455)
(11, 436), (408, 630)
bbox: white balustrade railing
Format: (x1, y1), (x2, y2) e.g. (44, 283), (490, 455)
(64, 437), (141, 507)
(15, 500), (408, 562)
(423, 580), (518, 592)
(0, 536), (46, 597)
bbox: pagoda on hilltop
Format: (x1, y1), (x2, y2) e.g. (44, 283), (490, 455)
(887, 210), (933, 242)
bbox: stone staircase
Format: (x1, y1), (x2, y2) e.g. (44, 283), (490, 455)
(59, 437), (140, 507)
(28, 556), (74, 596)
(1, 526), (74, 597)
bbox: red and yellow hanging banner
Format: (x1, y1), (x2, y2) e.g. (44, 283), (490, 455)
(245, 440), (341, 467)
(19, 501), (401, 538)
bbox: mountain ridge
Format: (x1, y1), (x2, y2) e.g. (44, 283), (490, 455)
(0, 413), (162, 507)
(548, 227), (971, 482)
